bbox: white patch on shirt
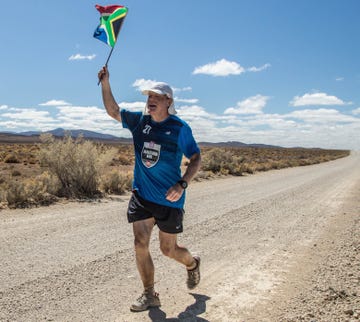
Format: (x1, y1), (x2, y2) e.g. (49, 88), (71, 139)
(141, 141), (161, 168)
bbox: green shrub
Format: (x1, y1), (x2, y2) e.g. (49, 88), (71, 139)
(11, 170), (21, 177)
(101, 170), (132, 194)
(201, 148), (245, 176)
(3, 174), (59, 208)
(38, 134), (116, 198)
(4, 154), (20, 163)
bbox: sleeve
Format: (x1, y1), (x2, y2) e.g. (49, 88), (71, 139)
(178, 123), (200, 159)
(121, 110), (142, 132)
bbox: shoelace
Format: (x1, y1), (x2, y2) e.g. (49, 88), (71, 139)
(138, 291), (159, 302)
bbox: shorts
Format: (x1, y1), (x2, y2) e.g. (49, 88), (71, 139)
(127, 191), (184, 234)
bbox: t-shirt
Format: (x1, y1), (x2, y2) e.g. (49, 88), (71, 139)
(121, 110), (200, 208)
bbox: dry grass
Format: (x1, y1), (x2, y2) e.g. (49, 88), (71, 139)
(197, 146), (350, 179)
(0, 139), (350, 209)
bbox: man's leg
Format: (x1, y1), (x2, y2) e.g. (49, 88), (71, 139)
(159, 231), (201, 289)
(132, 217), (156, 289)
(159, 231), (195, 268)
(130, 217), (161, 312)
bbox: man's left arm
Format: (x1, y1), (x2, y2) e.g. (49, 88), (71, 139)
(181, 152), (201, 184)
(165, 152), (201, 202)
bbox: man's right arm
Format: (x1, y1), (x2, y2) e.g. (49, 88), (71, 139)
(98, 66), (122, 122)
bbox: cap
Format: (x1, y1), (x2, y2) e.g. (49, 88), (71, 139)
(142, 82), (177, 115)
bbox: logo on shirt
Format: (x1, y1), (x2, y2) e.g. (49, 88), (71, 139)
(142, 141), (161, 168)
(143, 125), (152, 135)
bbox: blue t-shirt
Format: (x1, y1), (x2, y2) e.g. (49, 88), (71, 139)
(121, 110), (200, 208)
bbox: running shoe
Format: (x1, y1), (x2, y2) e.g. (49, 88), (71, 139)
(186, 256), (201, 290)
(130, 290), (161, 312)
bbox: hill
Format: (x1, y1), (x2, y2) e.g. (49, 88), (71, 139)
(0, 129), (292, 149)
(0, 129), (132, 144)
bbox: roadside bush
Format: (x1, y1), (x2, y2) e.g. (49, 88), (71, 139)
(4, 154), (20, 163)
(101, 170), (132, 194)
(201, 148), (245, 176)
(3, 174), (59, 208)
(38, 134), (116, 198)
(0, 187), (6, 209)
(11, 170), (21, 177)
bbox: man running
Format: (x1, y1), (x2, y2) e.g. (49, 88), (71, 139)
(98, 66), (201, 312)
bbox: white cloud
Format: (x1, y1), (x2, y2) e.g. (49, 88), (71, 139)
(286, 108), (358, 124)
(39, 100), (71, 106)
(57, 106), (108, 121)
(224, 95), (270, 115)
(1, 98), (359, 150)
(290, 92), (350, 106)
(69, 54), (96, 61)
(132, 79), (160, 92)
(352, 107), (360, 115)
(335, 77), (344, 81)
(175, 97), (199, 104)
(192, 59), (245, 77)
(132, 79), (191, 97)
(120, 101), (145, 111)
(177, 105), (211, 117)
(173, 86), (192, 93)
(2, 109), (54, 121)
(247, 63), (271, 72)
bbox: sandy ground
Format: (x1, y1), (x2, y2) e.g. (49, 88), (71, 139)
(0, 152), (359, 322)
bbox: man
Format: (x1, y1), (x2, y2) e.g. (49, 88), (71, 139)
(98, 66), (201, 312)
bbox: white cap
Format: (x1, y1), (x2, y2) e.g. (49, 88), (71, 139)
(142, 82), (177, 115)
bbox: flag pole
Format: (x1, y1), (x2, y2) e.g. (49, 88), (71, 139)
(98, 47), (115, 86)
(104, 47), (115, 67)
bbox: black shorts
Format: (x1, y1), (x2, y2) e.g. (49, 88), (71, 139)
(127, 191), (184, 234)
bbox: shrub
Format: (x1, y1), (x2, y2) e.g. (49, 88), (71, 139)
(38, 134), (116, 198)
(4, 154), (20, 163)
(4, 180), (30, 208)
(1, 172), (59, 208)
(0, 175), (6, 185)
(101, 170), (132, 194)
(11, 170), (22, 177)
(201, 148), (245, 176)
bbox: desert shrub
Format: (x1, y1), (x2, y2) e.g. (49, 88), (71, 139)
(1, 172), (59, 208)
(38, 134), (116, 198)
(194, 170), (214, 181)
(37, 171), (61, 196)
(4, 154), (20, 163)
(0, 186), (6, 209)
(101, 170), (132, 194)
(11, 170), (21, 177)
(4, 180), (32, 208)
(4, 176), (58, 208)
(201, 148), (245, 176)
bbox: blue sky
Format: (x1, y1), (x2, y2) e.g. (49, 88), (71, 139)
(1, 0), (359, 150)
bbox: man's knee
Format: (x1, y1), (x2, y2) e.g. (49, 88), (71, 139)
(133, 219), (154, 250)
(160, 242), (174, 258)
(134, 235), (149, 250)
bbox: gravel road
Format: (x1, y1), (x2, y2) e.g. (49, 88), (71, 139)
(0, 152), (359, 322)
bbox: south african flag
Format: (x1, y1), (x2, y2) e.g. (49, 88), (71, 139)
(93, 4), (128, 47)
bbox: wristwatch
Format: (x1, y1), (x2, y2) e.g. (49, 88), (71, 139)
(177, 179), (188, 189)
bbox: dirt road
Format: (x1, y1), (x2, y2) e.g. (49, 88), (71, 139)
(0, 152), (359, 322)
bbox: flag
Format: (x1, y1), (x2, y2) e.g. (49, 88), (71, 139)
(93, 4), (128, 48)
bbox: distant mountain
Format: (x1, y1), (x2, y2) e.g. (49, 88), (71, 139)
(199, 141), (282, 149)
(0, 128), (132, 144)
(0, 128), (282, 148)
(19, 128), (120, 140)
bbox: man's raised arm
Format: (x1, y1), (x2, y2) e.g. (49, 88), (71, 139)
(98, 66), (121, 122)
